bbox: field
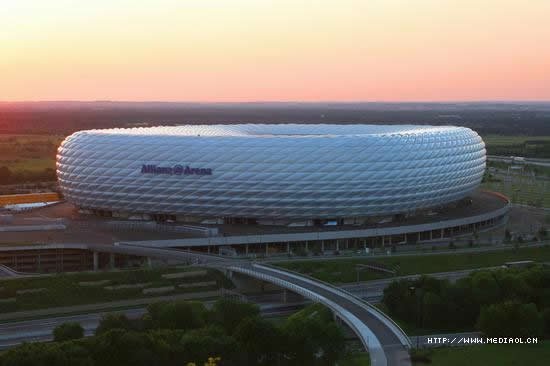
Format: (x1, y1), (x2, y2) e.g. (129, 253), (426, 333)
(482, 135), (550, 158)
(0, 267), (231, 313)
(482, 135), (550, 145)
(0, 135), (62, 172)
(414, 341), (550, 366)
(275, 245), (550, 284)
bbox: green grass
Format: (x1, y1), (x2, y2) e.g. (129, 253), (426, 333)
(0, 267), (231, 313)
(415, 341), (550, 366)
(275, 245), (550, 284)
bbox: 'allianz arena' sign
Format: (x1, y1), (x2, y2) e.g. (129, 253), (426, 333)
(141, 164), (212, 176)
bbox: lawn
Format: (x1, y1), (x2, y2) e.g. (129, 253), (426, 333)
(0, 267), (231, 313)
(275, 245), (550, 284)
(414, 341), (550, 366)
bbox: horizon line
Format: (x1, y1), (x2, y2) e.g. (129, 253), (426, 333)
(1, 99), (550, 104)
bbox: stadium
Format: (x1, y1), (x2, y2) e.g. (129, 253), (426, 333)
(56, 124), (487, 226)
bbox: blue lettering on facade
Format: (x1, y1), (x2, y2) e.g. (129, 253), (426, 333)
(141, 164), (212, 176)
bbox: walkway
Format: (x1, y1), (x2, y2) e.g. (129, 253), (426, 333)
(229, 263), (412, 366)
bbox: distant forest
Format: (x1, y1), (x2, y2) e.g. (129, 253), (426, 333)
(1, 101), (550, 136)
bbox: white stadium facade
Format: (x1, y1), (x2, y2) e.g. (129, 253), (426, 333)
(56, 124), (512, 253)
(57, 124), (488, 225)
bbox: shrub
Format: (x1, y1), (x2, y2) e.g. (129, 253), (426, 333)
(53, 322), (85, 342)
(209, 299), (259, 334)
(477, 301), (543, 338)
(95, 313), (131, 336)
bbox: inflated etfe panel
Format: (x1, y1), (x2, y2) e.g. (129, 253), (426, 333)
(56, 124), (486, 219)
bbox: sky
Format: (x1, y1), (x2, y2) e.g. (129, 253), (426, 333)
(1, 0), (550, 102)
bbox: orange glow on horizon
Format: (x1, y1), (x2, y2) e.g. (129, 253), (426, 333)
(1, 0), (550, 102)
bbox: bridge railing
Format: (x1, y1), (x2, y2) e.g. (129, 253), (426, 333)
(256, 262), (412, 349)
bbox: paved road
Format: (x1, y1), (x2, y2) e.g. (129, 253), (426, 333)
(488, 154), (550, 168)
(0, 296), (481, 351)
(0, 266), (488, 356)
(244, 264), (412, 366)
(0, 302), (303, 350)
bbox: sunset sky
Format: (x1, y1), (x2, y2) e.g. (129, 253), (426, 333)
(2, 0), (550, 102)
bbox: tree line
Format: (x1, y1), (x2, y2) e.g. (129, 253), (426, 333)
(0, 299), (346, 366)
(383, 265), (550, 338)
(2, 103), (550, 136)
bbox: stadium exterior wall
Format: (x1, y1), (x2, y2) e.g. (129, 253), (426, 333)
(56, 124), (486, 221)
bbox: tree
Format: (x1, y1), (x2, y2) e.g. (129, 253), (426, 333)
(383, 279), (417, 324)
(281, 304), (345, 365)
(521, 267), (550, 308)
(146, 329), (187, 364)
(89, 328), (171, 366)
(446, 280), (478, 328)
(53, 322), (85, 342)
(147, 300), (206, 330)
(542, 308), (550, 338)
(209, 298), (260, 334)
(180, 326), (238, 365)
(470, 271), (502, 306)
(95, 313), (131, 336)
(56, 341), (94, 366)
(0, 342), (71, 366)
(233, 316), (283, 364)
(477, 301), (543, 338)
(495, 270), (530, 302)
(421, 291), (447, 329)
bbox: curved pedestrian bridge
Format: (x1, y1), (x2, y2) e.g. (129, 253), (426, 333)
(227, 263), (412, 366)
